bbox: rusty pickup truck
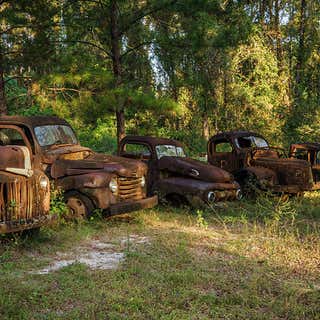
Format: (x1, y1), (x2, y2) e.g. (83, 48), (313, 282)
(289, 143), (320, 190)
(0, 116), (157, 218)
(119, 136), (242, 206)
(208, 131), (313, 195)
(0, 131), (51, 234)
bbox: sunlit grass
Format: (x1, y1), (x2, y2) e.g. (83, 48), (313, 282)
(0, 194), (319, 319)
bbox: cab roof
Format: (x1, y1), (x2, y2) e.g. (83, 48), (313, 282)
(0, 115), (71, 129)
(121, 135), (184, 148)
(209, 130), (265, 141)
(291, 142), (320, 150)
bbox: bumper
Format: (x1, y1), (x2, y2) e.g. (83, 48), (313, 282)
(206, 188), (241, 201)
(268, 184), (309, 194)
(108, 195), (158, 216)
(0, 214), (55, 234)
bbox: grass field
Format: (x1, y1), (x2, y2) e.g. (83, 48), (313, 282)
(1, 193), (320, 319)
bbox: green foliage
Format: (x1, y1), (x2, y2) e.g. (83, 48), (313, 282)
(77, 118), (117, 154)
(49, 186), (68, 221)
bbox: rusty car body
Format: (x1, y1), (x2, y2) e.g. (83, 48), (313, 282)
(119, 136), (242, 206)
(0, 116), (157, 218)
(289, 143), (320, 190)
(207, 131), (314, 195)
(0, 129), (51, 234)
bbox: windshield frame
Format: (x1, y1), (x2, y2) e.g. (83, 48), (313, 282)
(34, 124), (79, 148)
(235, 135), (269, 149)
(155, 144), (186, 159)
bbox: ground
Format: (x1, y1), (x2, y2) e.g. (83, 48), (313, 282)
(0, 193), (320, 320)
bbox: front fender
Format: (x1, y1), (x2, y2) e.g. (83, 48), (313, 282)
(55, 171), (114, 190)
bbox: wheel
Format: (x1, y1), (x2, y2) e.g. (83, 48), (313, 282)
(21, 227), (40, 238)
(236, 171), (260, 199)
(164, 193), (189, 207)
(64, 191), (95, 219)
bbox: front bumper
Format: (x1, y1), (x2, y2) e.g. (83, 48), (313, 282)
(108, 195), (158, 216)
(0, 214), (55, 234)
(267, 184), (311, 194)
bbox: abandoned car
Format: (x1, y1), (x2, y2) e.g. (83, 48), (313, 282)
(289, 143), (320, 190)
(0, 132), (51, 234)
(207, 131), (314, 195)
(119, 136), (242, 206)
(0, 116), (157, 218)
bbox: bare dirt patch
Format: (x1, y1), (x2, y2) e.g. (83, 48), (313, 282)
(32, 234), (150, 274)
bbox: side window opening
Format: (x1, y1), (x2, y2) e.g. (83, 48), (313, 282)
(293, 148), (309, 161)
(124, 143), (151, 159)
(0, 128), (26, 147)
(214, 140), (233, 153)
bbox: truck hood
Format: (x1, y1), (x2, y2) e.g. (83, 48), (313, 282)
(252, 156), (311, 169)
(50, 148), (147, 179)
(158, 156), (234, 183)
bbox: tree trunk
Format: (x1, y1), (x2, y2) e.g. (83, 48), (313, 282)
(274, 0), (283, 69)
(202, 112), (210, 140)
(295, 0), (306, 88)
(110, 0), (125, 148)
(0, 52), (7, 116)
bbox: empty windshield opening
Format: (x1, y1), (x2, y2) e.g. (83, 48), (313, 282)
(236, 136), (269, 149)
(34, 125), (78, 147)
(156, 145), (186, 159)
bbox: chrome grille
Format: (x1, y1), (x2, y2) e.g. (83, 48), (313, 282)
(118, 177), (144, 201)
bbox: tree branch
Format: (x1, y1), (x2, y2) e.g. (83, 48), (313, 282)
(5, 75), (32, 84)
(119, 0), (179, 35)
(121, 41), (153, 59)
(53, 40), (112, 58)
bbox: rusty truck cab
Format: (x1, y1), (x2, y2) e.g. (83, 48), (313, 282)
(208, 131), (313, 195)
(290, 143), (320, 190)
(0, 116), (157, 218)
(0, 123), (51, 234)
(119, 136), (241, 205)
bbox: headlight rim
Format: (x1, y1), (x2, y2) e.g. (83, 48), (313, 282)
(109, 178), (118, 193)
(39, 176), (49, 190)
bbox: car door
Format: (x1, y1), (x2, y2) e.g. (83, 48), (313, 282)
(119, 142), (158, 194)
(208, 138), (239, 173)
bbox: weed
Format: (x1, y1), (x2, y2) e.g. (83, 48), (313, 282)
(196, 209), (208, 229)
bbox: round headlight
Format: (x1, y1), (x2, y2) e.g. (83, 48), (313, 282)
(109, 178), (118, 193)
(207, 191), (216, 203)
(141, 176), (146, 187)
(39, 176), (48, 190)
(236, 189), (243, 200)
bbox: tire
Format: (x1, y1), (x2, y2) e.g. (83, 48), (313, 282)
(236, 171), (260, 199)
(165, 193), (189, 207)
(64, 191), (95, 219)
(21, 227), (40, 238)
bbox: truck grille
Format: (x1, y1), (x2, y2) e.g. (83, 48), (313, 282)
(118, 177), (144, 201)
(0, 177), (41, 224)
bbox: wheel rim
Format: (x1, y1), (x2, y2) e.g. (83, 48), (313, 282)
(66, 197), (87, 218)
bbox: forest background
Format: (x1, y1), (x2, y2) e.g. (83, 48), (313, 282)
(0, 0), (319, 154)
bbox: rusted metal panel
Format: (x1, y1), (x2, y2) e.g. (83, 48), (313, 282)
(119, 135), (241, 205)
(0, 170), (51, 234)
(208, 131), (314, 194)
(0, 116), (158, 217)
(289, 143), (320, 190)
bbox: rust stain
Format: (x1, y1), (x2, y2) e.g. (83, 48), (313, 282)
(119, 135), (241, 206)
(208, 131), (313, 194)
